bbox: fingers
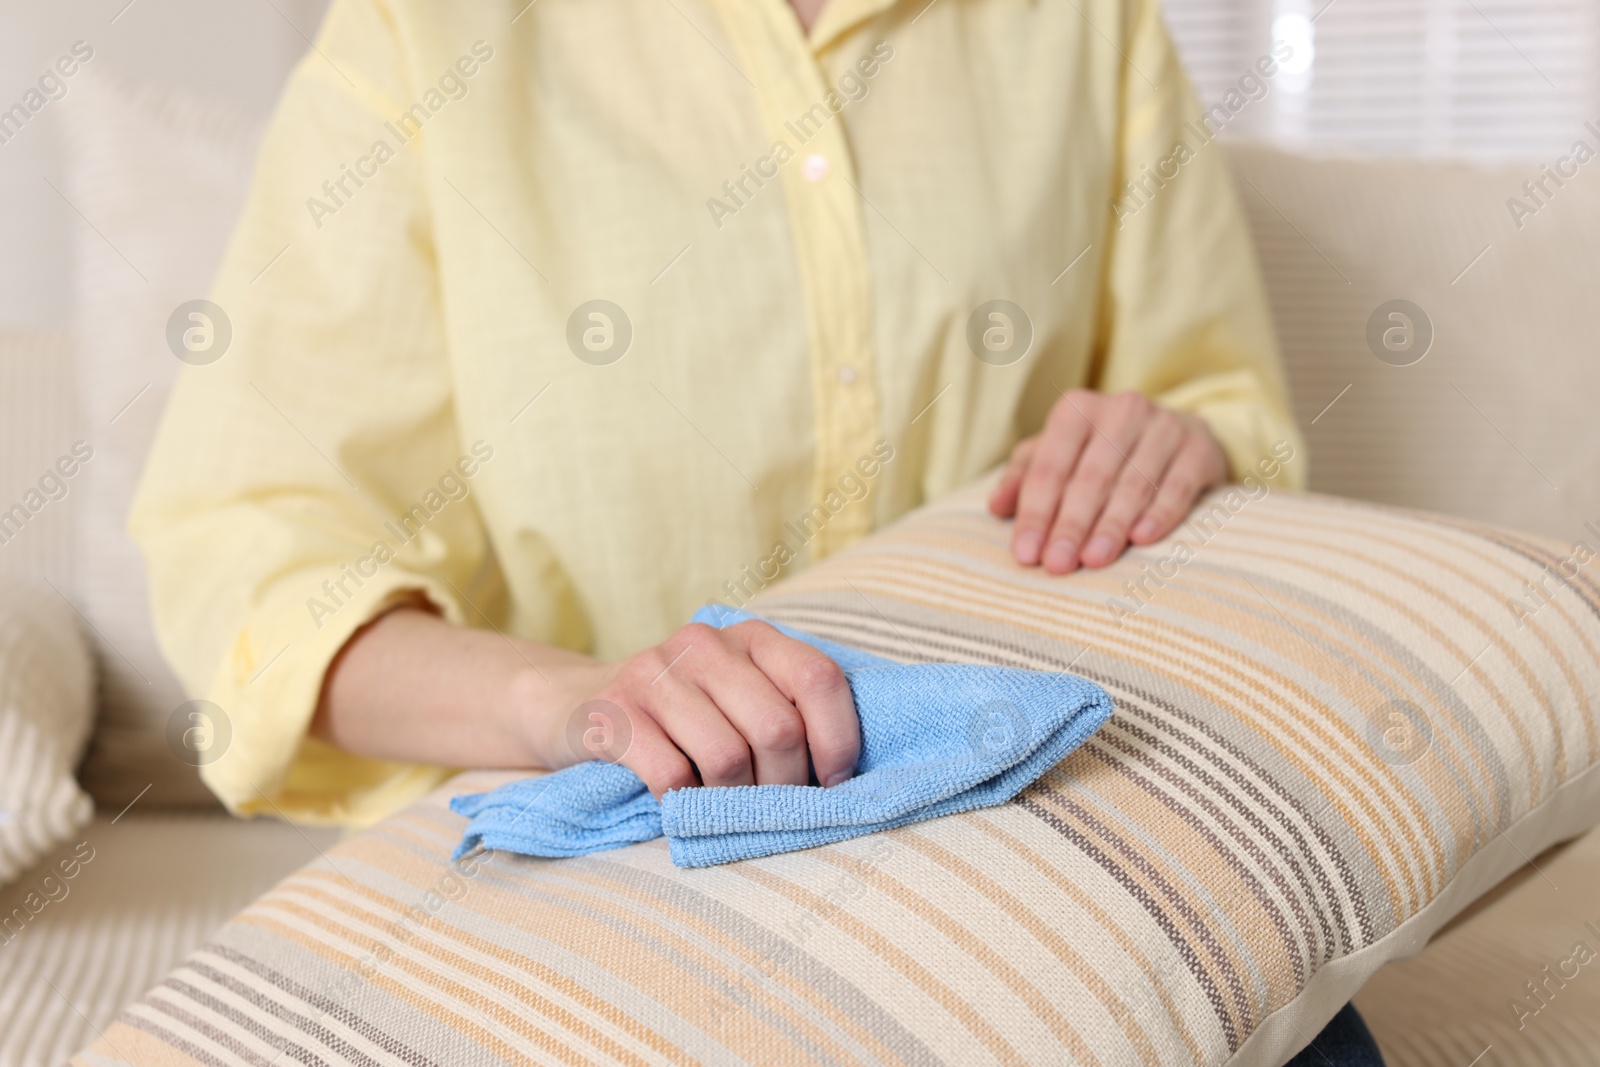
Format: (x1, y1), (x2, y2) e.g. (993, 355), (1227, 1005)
(1009, 396), (1092, 565)
(1040, 392), (1148, 573)
(1000, 393), (1228, 572)
(1079, 407), (1183, 567)
(615, 710), (699, 799)
(644, 673), (758, 787)
(691, 625), (814, 786)
(611, 634), (756, 789)
(643, 626), (760, 787)
(604, 621), (861, 794)
(734, 622), (859, 787)
(1130, 420), (1228, 544)
(987, 436), (1037, 518)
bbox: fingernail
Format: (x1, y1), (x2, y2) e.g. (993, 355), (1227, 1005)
(1084, 535), (1116, 566)
(825, 768), (854, 788)
(1131, 518), (1157, 542)
(1043, 539), (1077, 572)
(1014, 530), (1043, 565)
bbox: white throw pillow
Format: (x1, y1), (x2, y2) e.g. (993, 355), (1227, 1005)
(55, 69), (267, 808)
(0, 573), (94, 886)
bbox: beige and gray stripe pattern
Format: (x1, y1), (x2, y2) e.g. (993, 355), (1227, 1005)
(74, 483), (1600, 1066)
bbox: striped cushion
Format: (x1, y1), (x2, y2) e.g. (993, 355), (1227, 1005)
(73, 481), (1600, 1066)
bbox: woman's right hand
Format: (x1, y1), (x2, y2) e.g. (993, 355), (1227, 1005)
(532, 618), (862, 797)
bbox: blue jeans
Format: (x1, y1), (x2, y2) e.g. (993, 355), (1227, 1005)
(1285, 1004), (1385, 1066)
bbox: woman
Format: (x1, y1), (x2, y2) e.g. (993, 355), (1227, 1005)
(135, 0), (1305, 820)
(133, 0), (1370, 1059)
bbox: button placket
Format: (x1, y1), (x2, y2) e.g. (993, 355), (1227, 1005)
(712, 0), (882, 560)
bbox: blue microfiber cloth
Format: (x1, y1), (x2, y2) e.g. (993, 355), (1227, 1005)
(450, 606), (1113, 868)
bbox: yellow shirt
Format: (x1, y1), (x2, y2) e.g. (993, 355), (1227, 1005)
(131, 0), (1305, 826)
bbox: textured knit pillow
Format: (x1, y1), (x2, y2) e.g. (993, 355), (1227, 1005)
(0, 573), (95, 887)
(74, 482), (1600, 1067)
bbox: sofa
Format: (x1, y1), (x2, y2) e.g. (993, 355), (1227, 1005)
(0, 68), (1596, 1066)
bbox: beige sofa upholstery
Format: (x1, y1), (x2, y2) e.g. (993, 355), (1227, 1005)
(0, 814), (337, 1066)
(0, 69), (1594, 1065)
(1227, 142), (1600, 542)
(1355, 829), (1600, 1065)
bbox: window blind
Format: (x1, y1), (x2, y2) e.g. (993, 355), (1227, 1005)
(1160, 0), (1600, 163)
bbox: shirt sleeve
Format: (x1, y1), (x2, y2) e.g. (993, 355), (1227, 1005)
(1091, 0), (1308, 489)
(130, 0), (491, 827)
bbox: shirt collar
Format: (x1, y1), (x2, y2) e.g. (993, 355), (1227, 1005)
(806, 0), (902, 53)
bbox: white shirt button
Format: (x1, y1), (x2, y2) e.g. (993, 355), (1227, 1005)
(837, 364), (857, 385)
(802, 154), (830, 182)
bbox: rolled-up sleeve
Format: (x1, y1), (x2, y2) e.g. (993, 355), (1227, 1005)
(1093, 0), (1308, 488)
(130, 0), (492, 826)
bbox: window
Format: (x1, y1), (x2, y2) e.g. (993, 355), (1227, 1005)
(1161, 0), (1600, 162)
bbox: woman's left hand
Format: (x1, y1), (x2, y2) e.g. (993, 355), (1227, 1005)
(988, 389), (1228, 574)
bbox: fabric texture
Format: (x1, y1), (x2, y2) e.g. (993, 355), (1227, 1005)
(127, 0), (1303, 828)
(55, 69), (269, 810)
(0, 573), (95, 887)
(450, 607), (1113, 867)
(1352, 825), (1600, 1066)
(0, 813), (338, 1067)
(75, 481), (1600, 1067)
(1228, 142), (1600, 543)
(0, 331), (78, 587)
